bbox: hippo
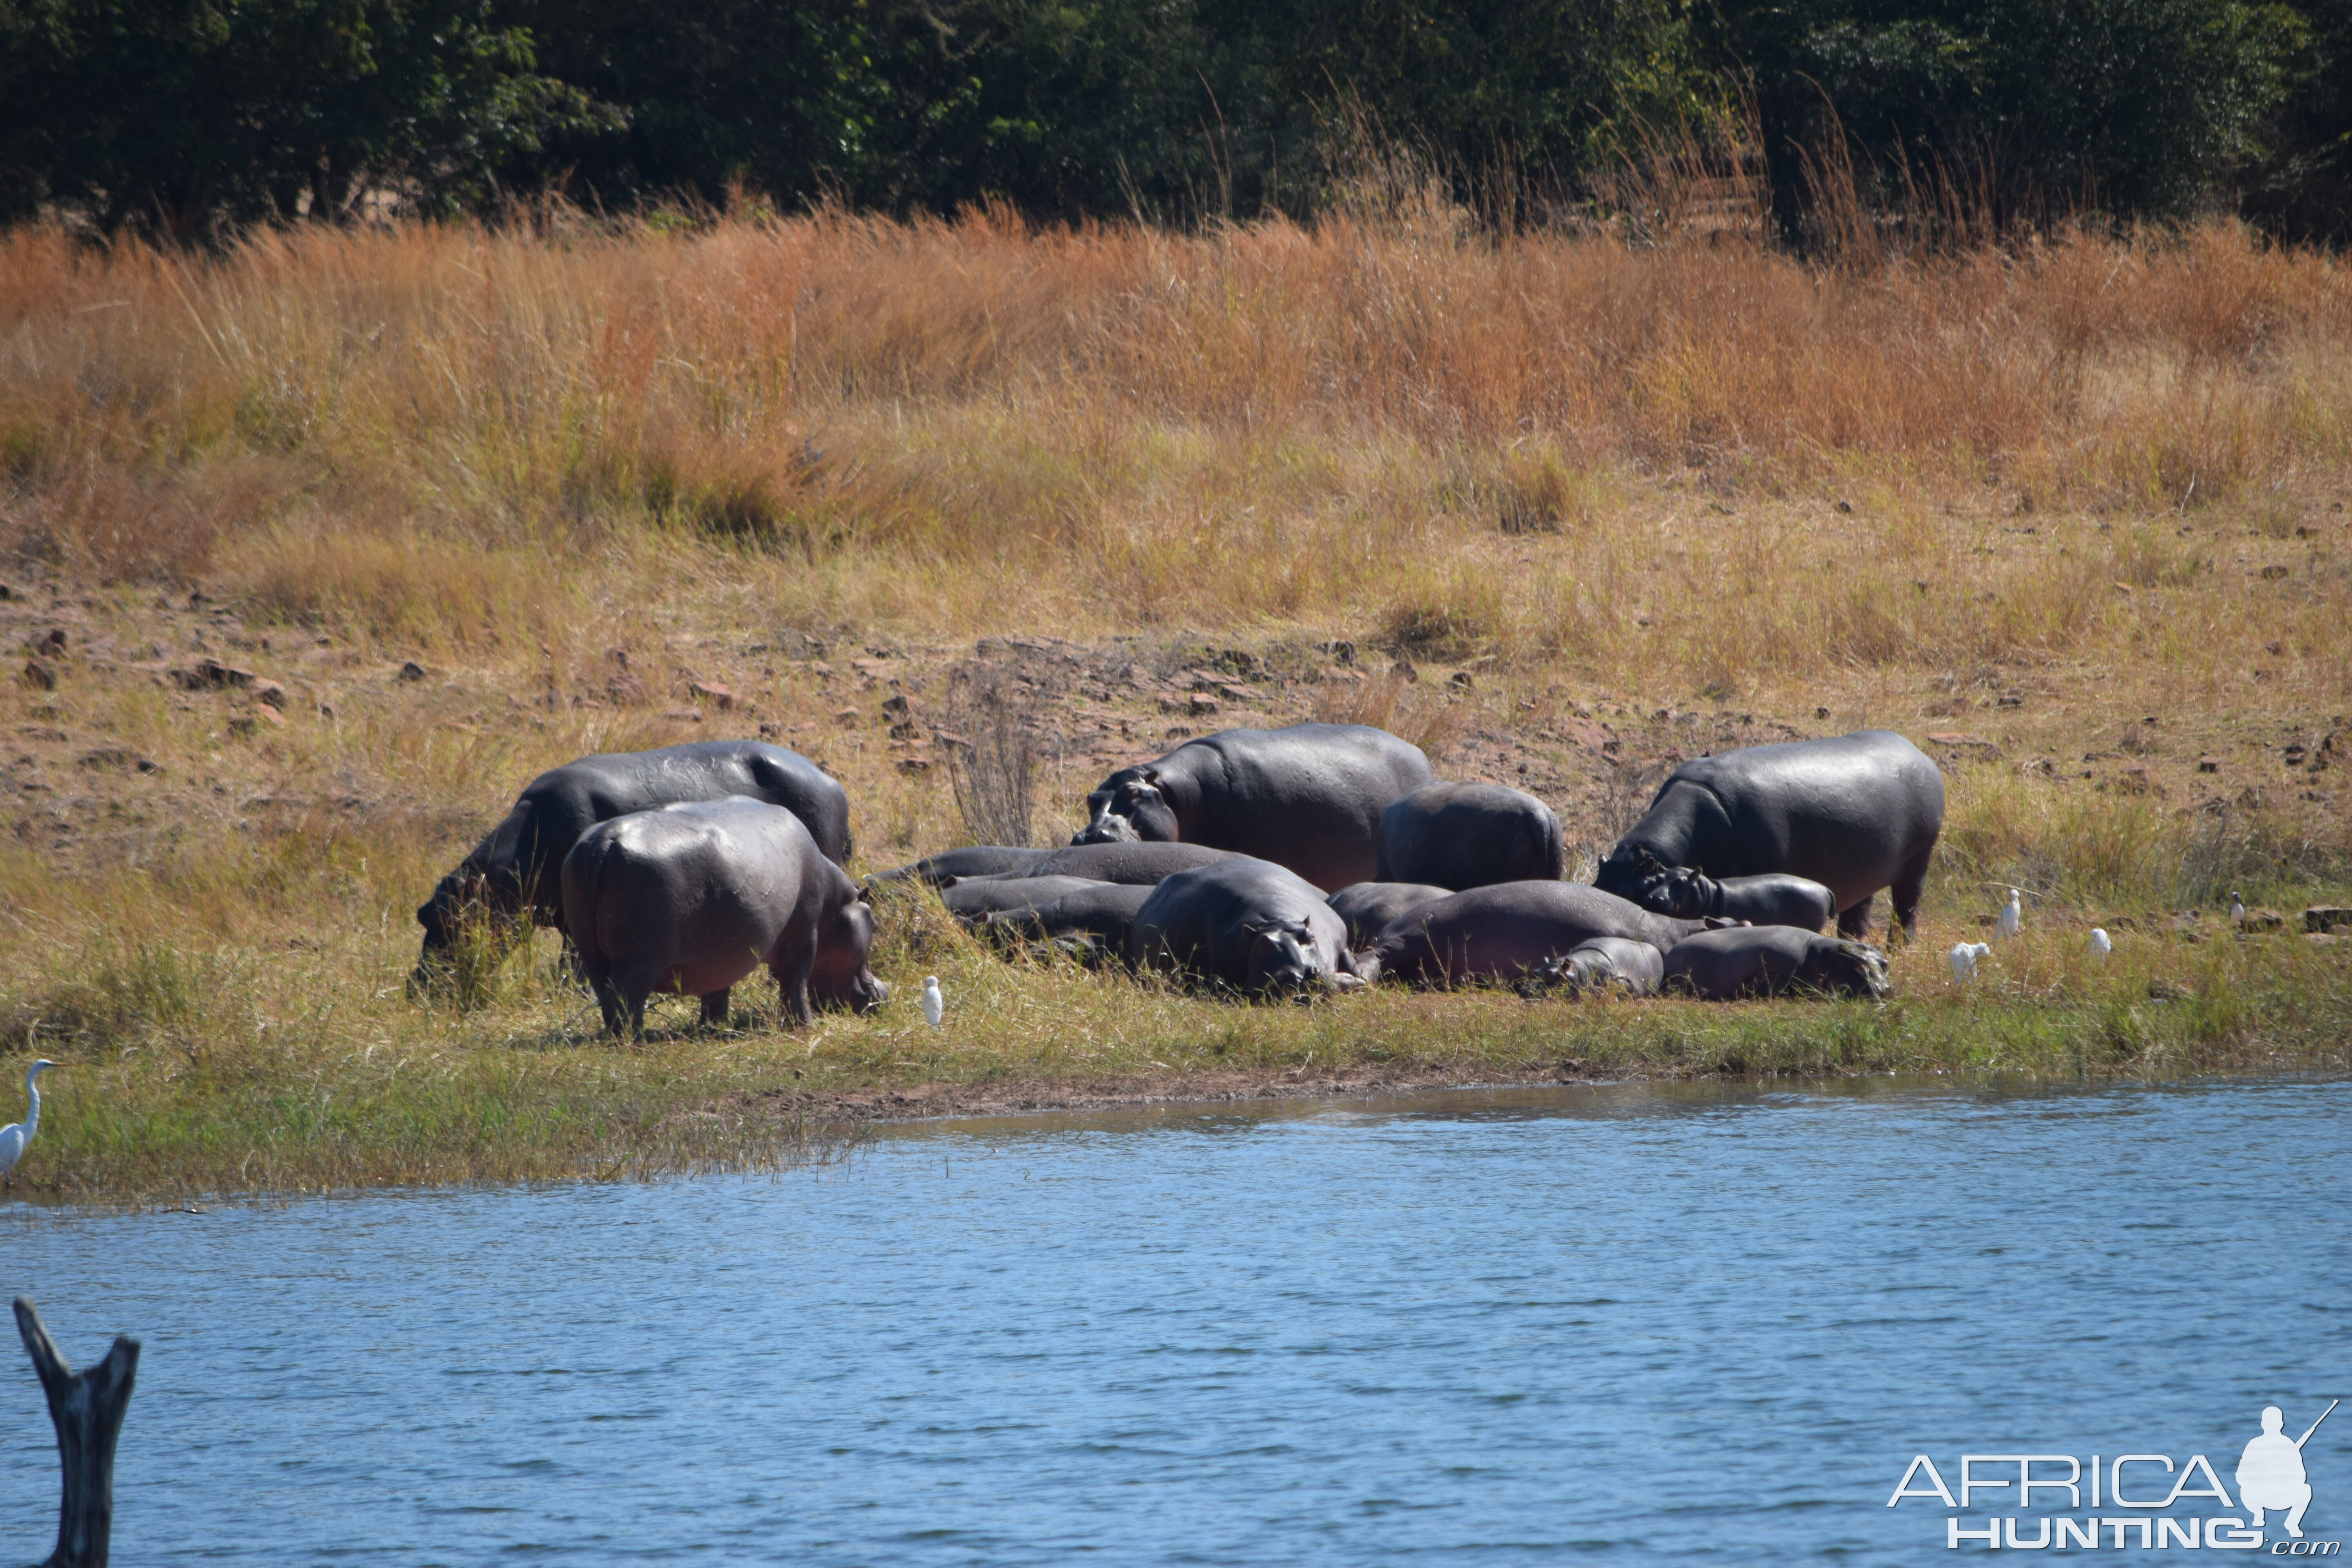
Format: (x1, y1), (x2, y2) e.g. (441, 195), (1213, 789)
(1073, 723), (1434, 891)
(1131, 858), (1370, 998)
(984, 882), (1156, 951)
(867, 846), (1054, 886)
(417, 741), (850, 971)
(1661, 926), (1890, 1000)
(1603, 847), (1837, 932)
(1010, 842), (1240, 884)
(1520, 937), (1665, 998)
(1369, 881), (1704, 989)
(1375, 782), (1563, 889)
(560, 799), (886, 1036)
(1327, 881), (1453, 948)
(938, 875), (1107, 923)
(1594, 730), (1944, 938)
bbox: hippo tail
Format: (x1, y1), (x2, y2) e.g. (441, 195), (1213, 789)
(559, 829), (619, 966)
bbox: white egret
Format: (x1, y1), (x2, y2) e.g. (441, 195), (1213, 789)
(2229, 891), (2247, 928)
(1998, 888), (2023, 941)
(921, 976), (944, 1028)
(0, 1058), (57, 1178)
(1950, 942), (1988, 983)
(2089, 928), (2113, 959)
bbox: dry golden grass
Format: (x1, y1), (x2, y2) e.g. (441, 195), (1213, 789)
(0, 204), (2346, 1203)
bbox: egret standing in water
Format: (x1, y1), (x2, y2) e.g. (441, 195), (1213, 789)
(0, 1058), (57, 1178)
(2088, 928), (2112, 959)
(921, 976), (944, 1028)
(1998, 888), (2023, 941)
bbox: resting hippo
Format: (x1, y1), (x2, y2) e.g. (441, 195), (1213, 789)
(1595, 730), (1944, 937)
(1073, 723), (1433, 891)
(1661, 926), (1889, 1000)
(1011, 842), (1239, 884)
(868, 846), (1052, 886)
(984, 882), (1156, 949)
(1522, 937), (1665, 998)
(1370, 881), (1703, 989)
(560, 799), (886, 1035)
(938, 875), (1107, 922)
(1376, 782), (1563, 889)
(418, 741), (850, 969)
(1327, 881), (1452, 947)
(1605, 848), (1837, 932)
(1131, 858), (1369, 998)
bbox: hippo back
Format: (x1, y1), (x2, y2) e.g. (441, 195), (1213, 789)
(1017, 842), (1239, 884)
(986, 882), (1156, 947)
(940, 875), (1107, 920)
(1371, 880), (1700, 989)
(1662, 926), (1889, 999)
(869, 846), (1053, 886)
(1375, 782), (1563, 890)
(1131, 858), (1358, 995)
(1327, 881), (1453, 947)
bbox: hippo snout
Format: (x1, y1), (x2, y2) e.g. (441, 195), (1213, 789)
(1072, 808), (1141, 846)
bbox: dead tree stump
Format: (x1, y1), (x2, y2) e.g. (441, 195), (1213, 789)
(13, 1297), (139, 1568)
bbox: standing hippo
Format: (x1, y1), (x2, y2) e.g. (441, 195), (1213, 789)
(1073, 723), (1433, 891)
(1521, 937), (1666, 998)
(561, 799), (887, 1036)
(1594, 730), (1944, 938)
(1011, 842), (1239, 884)
(417, 741), (850, 971)
(867, 846), (1053, 886)
(1375, 782), (1563, 889)
(1602, 848), (1837, 932)
(1131, 858), (1370, 998)
(1661, 926), (1889, 1000)
(1327, 881), (1453, 948)
(1370, 882), (1703, 989)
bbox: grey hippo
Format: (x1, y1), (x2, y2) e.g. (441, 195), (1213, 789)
(1369, 881), (1704, 989)
(1073, 723), (1433, 891)
(1009, 842), (1239, 884)
(1521, 937), (1666, 998)
(984, 882), (1157, 952)
(560, 799), (886, 1035)
(868, 846), (1053, 886)
(1602, 847), (1837, 932)
(1131, 858), (1370, 998)
(1375, 782), (1563, 889)
(417, 740), (849, 972)
(937, 875), (1109, 923)
(1594, 730), (1943, 938)
(1661, 926), (1890, 1000)
(1326, 881), (1453, 948)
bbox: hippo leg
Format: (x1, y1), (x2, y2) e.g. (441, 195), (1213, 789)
(1837, 893), (1875, 940)
(700, 987), (731, 1027)
(592, 978), (628, 1038)
(771, 938), (817, 1026)
(1888, 848), (1932, 940)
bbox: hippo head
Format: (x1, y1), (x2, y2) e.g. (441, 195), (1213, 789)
(1073, 766), (1177, 846)
(1802, 938), (1890, 1000)
(1597, 843), (1716, 918)
(413, 869), (499, 980)
(814, 895), (891, 1014)
(1241, 916), (1347, 1000)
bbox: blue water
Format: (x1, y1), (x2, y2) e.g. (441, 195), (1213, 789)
(3, 1078), (2348, 1564)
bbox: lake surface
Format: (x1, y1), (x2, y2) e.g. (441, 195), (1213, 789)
(4, 1077), (2348, 1564)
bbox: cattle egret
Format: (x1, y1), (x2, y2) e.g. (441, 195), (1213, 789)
(1998, 888), (2023, 941)
(1950, 942), (1983, 982)
(921, 976), (944, 1028)
(2089, 928), (2112, 959)
(2230, 891), (2247, 927)
(0, 1059), (57, 1178)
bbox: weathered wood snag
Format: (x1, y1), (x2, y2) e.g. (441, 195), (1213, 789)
(13, 1297), (139, 1568)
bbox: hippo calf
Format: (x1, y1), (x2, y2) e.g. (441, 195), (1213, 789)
(1327, 881), (1453, 948)
(1376, 782), (1563, 890)
(561, 799), (886, 1036)
(1661, 926), (1889, 1000)
(1595, 730), (1943, 938)
(1132, 858), (1369, 999)
(419, 740), (850, 974)
(1605, 848), (1837, 932)
(868, 846), (1053, 886)
(1075, 723), (1433, 891)
(938, 875), (1107, 923)
(1370, 881), (1703, 989)
(1521, 937), (1665, 998)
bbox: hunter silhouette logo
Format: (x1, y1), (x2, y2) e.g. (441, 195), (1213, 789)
(1887, 1397), (2341, 1551)
(2242, 1401), (2337, 1539)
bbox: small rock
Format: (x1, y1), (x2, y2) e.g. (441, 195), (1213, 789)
(175, 657), (256, 690)
(661, 708), (704, 724)
(76, 747), (140, 770)
(2306, 906), (2352, 934)
(607, 673), (648, 704)
(396, 661), (427, 683)
(835, 707), (861, 727)
(21, 659), (56, 691)
(228, 716), (258, 737)
(1393, 660), (1418, 683)
(880, 693), (911, 719)
(758, 721), (784, 739)
(809, 661), (835, 678)
(2196, 755), (2221, 773)
(1191, 691), (1220, 715)
(1448, 670), (1475, 690)
(689, 680), (736, 711)
(2308, 932), (2344, 946)
(33, 629), (66, 657)
(896, 756), (934, 775)
(253, 680), (287, 710)
(254, 702), (284, 725)
(317, 702), (337, 720)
